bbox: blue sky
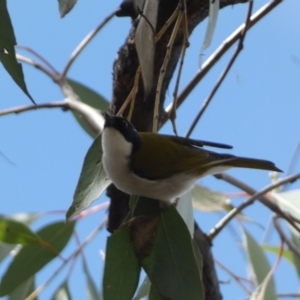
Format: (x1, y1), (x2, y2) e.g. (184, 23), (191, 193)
(1, 0), (300, 299)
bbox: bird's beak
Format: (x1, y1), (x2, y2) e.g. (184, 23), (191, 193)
(104, 112), (115, 127)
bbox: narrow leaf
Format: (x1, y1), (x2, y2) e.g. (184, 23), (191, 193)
(67, 135), (111, 219)
(176, 191), (194, 236)
(243, 228), (276, 300)
(83, 260), (100, 300)
(58, 0), (77, 18)
(0, 221), (75, 296)
(148, 285), (163, 300)
(0, 242), (15, 263)
(262, 244), (294, 265)
(9, 276), (36, 300)
(0, 217), (40, 245)
(68, 79), (109, 138)
(135, 0), (159, 96)
(201, 0), (219, 51)
(142, 206), (204, 300)
(0, 0), (35, 104)
(132, 276), (150, 300)
(192, 184), (229, 212)
(103, 227), (141, 300)
(273, 190), (300, 278)
(52, 281), (72, 300)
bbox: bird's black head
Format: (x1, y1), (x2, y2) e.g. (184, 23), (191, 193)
(104, 113), (142, 153)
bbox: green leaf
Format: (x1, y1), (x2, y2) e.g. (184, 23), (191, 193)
(0, 0), (35, 104)
(142, 206), (204, 300)
(132, 276), (150, 300)
(67, 135), (111, 219)
(191, 184), (230, 212)
(58, 0), (77, 18)
(0, 242), (15, 263)
(0, 221), (75, 296)
(177, 191), (194, 236)
(135, 0), (158, 95)
(0, 217), (40, 245)
(83, 260), (100, 300)
(242, 228), (276, 300)
(52, 281), (72, 300)
(273, 190), (300, 278)
(68, 79), (109, 138)
(9, 276), (36, 300)
(262, 244), (294, 265)
(103, 227), (141, 300)
(148, 285), (162, 300)
(201, 0), (219, 51)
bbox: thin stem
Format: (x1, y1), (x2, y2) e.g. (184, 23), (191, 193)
(273, 215), (300, 259)
(16, 54), (58, 81)
(25, 219), (107, 300)
(61, 10), (116, 79)
(16, 45), (59, 75)
(153, 7), (184, 133)
(164, 0), (283, 119)
(208, 173), (300, 240)
(185, 0), (253, 137)
(0, 101), (68, 116)
(214, 259), (253, 294)
(214, 173), (300, 233)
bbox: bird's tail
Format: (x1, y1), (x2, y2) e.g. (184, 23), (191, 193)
(226, 156), (282, 172)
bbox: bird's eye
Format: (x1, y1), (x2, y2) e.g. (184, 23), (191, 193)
(122, 120), (128, 127)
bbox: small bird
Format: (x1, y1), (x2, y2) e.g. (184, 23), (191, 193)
(102, 114), (281, 203)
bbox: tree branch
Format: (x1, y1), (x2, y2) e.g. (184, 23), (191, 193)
(208, 173), (300, 240)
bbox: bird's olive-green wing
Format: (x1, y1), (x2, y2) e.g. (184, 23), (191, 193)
(129, 133), (227, 180)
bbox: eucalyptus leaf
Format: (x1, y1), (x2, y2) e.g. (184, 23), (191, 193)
(142, 206), (204, 300)
(273, 190), (300, 278)
(8, 276), (36, 300)
(191, 184), (229, 212)
(177, 191), (194, 236)
(148, 285), (162, 300)
(58, 0), (77, 18)
(67, 134), (111, 219)
(201, 0), (219, 52)
(0, 217), (40, 245)
(68, 79), (109, 138)
(0, 221), (75, 296)
(135, 0), (158, 96)
(83, 259), (100, 300)
(52, 280), (72, 300)
(132, 276), (150, 300)
(103, 227), (141, 300)
(262, 244), (294, 265)
(243, 228), (276, 299)
(0, 0), (35, 104)
(0, 242), (15, 263)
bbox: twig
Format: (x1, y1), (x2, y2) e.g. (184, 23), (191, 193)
(153, 6), (184, 133)
(214, 173), (300, 233)
(0, 101), (67, 116)
(61, 10), (116, 79)
(185, 0), (253, 137)
(273, 215), (300, 259)
(282, 136), (300, 191)
(16, 45), (59, 75)
(164, 0), (283, 119)
(207, 173), (300, 240)
(214, 259), (253, 294)
(0, 99), (104, 135)
(16, 54), (57, 81)
(25, 218), (107, 300)
(170, 1), (189, 136)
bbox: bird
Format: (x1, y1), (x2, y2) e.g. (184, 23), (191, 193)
(102, 113), (282, 203)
